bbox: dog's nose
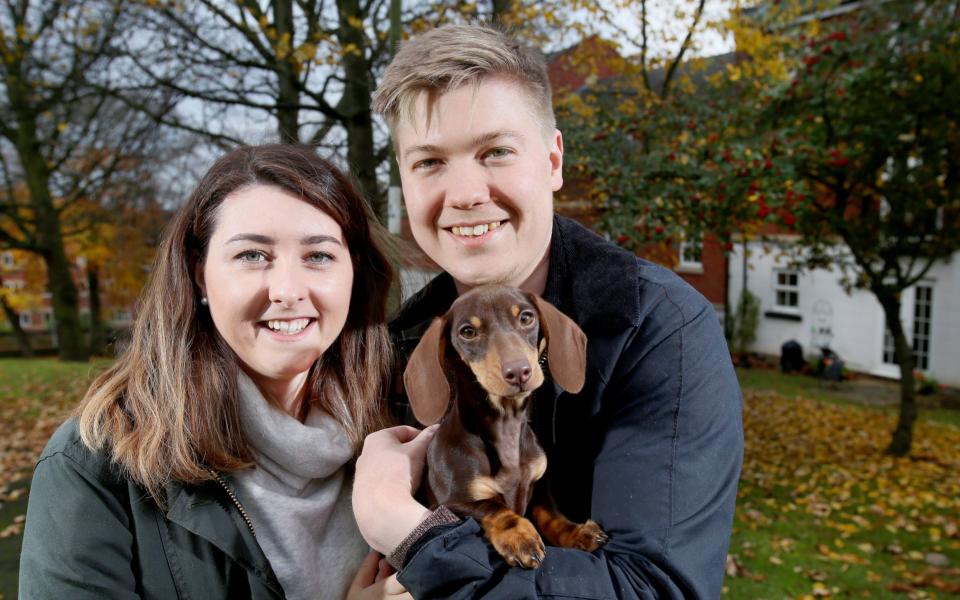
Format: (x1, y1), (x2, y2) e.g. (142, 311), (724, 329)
(502, 359), (532, 386)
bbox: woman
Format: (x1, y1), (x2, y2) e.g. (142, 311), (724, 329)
(19, 144), (411, 600)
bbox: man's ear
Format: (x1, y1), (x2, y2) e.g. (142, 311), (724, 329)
(404, 317), (451, 426)
(549, 129), (564, 192)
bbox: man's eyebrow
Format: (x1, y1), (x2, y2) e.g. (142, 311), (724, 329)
(225, 234), (342, 246)
(471, 130), (522, 147)
(403, 130), (523, 160)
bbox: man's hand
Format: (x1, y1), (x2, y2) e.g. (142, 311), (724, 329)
(352, 425), (437, 554)
(345, 551), (411, 600)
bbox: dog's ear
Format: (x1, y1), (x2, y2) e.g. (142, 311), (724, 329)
(403, 316), (451, 426)
(529, 294), (587, 393)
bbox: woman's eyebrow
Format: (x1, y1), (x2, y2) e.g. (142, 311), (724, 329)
(226, 233), (273, 244)
(224, 234), (342, 246)
(301, 235), (342, 246)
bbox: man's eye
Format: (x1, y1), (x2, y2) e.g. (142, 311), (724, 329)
(413, 158), (440, 171)
(484, 147), (512, 159)
(237, 250), (267, 263)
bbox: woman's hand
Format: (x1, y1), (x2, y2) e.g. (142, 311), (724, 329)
(345, 551), (411, 600)
(352, 425), (437, 554)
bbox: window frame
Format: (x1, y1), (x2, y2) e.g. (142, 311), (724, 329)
(772, 268), (800, 313)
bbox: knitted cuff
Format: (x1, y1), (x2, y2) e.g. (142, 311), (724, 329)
(386, 505), (461, 570)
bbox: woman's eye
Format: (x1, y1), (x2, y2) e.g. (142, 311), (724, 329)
(237, 250), (267, 263)
(307, 252), (333, 264)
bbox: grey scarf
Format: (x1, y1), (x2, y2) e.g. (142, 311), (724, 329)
(232, 372), (368, 600)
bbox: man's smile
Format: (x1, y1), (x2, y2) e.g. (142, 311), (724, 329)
(446, 220), (504, 237)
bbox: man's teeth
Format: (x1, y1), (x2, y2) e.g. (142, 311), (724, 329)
(266, 319), (310, 334)
(451, 221), (502, 237)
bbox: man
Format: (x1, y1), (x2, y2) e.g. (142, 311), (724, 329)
(352, 23), (743, 599)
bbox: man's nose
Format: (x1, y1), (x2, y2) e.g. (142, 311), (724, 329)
(267, 261), (307, 306)
(445, 160), (490, 209)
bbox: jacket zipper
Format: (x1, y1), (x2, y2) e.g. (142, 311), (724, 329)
(208, 469), (257, 537)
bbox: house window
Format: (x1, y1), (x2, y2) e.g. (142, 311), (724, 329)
(19, 312), (31, 327)
(2, 252), (13, 267)
(773, 269), (799, 310)
(678, 236), (703, 269)
(113, 309), (132, 323)
(912, 285), (932, 370)
(882, 327), (896, 365)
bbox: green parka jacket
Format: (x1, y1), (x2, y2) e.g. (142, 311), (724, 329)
(19, 418), (286, 599)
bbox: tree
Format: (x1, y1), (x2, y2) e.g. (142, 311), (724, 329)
(119, 0), (563, 220)
(555, 1), (782, 259)
(754, 0), (960, 456)
(0, 0), (171, 361)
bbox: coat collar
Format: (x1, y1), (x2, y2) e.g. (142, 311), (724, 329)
(164, 479), (283, 595)
(544, 215), (640, 332)
(391, 215), (640, 337)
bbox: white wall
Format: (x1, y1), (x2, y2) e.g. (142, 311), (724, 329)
(729, 241), (960, 387)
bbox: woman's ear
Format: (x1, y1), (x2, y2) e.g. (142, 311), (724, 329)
(194, 258), (207, 300)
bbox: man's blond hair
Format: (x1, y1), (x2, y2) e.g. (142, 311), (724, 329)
(374, 23), (555, 134)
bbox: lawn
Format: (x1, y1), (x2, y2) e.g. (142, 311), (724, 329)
(0, 358), (112, 600)
(728, 368), (960, 599)
(0, 359), (957, 599)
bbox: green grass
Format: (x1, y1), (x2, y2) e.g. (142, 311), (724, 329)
(0, 357), (111, 600)
(0, 357), (112, 399)
(731, 369), (960, 599)
(737, 367), (960, 430)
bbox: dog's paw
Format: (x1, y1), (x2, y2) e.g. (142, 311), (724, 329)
(488, 516), (546, 569)
(568, 519), (608, 552)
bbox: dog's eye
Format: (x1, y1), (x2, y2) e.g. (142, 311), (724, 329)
(459, 324), (478, 339)
(519, 310), (536, 326)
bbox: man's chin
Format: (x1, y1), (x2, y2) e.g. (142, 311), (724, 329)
(447, 265), (511, 292)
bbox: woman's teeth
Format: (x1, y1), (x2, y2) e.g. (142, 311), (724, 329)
(451, 221), (502, 237)
(266, 319), (310, 334)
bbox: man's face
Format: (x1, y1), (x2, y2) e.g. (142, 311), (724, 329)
(394, 76), (563, 292)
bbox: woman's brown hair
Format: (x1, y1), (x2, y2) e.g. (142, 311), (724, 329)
(77, 144), (394, 503)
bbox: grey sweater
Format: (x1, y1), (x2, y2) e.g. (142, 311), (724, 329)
(232, 373), (368, 600)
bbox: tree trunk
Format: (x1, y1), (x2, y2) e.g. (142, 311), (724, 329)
(337, 0), (382, 220)
(878, 293), (916, 456)
(16, 119), (89, 362)
(0, 292), (34, 358)
(88, 266), (104, 356)
(491, 0), (513, 22)
(274, 0), (300, 143)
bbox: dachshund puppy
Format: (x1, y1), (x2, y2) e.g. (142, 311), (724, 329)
(404, 285), (607, 568)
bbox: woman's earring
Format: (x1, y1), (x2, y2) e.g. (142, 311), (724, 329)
(200, 297), (209, 306)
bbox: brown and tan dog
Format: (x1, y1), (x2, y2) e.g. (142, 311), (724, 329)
(404, 285), (608, 568)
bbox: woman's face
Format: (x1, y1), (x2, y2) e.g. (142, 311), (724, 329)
(197, 184), (354, 395)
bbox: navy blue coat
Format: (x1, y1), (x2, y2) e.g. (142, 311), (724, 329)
(389, 216), (743, 599)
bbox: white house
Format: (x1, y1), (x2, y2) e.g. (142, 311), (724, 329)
(728, 240), (960, 387)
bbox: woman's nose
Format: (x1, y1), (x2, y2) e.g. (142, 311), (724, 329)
(267, 261), (307, 306)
